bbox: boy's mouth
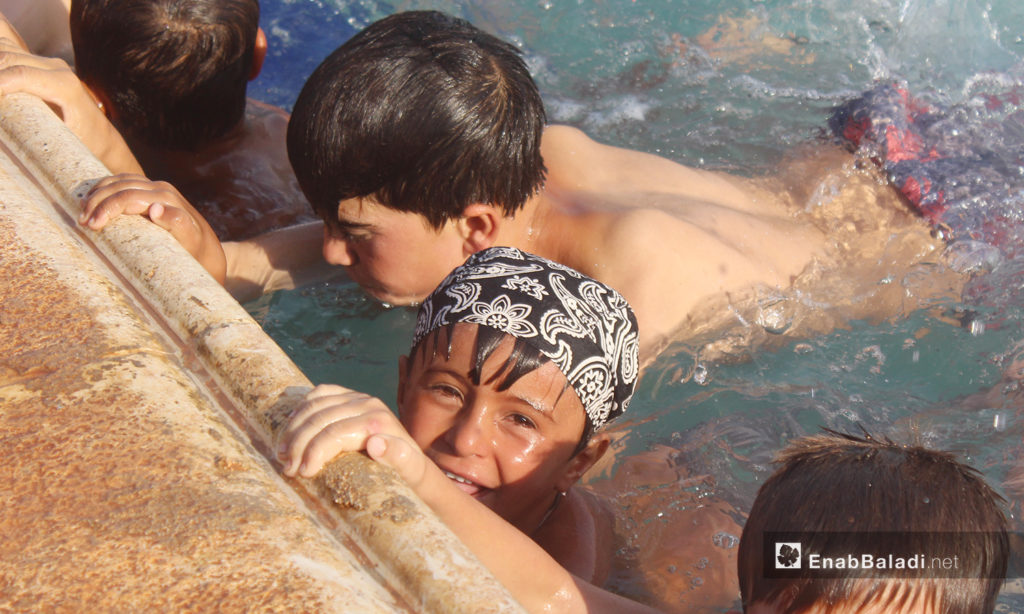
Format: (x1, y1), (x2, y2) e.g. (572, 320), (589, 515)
(443, 470), (488, 498)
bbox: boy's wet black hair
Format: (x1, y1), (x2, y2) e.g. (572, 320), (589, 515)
(286, 10), (548, 233)
(738, 430), (1009, 614)
(70, 0), (259, 151)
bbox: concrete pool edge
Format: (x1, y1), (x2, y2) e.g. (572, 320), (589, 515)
(0, 93), (524, 612)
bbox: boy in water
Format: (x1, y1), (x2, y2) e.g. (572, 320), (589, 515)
(738, 431), (1009, 614)
(78, 10), (955, 359)
(280, 246), (657, 613)
(0, 0), (312, 240)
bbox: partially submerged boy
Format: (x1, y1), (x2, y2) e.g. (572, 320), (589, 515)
(279, 247), (656, 613)
(77, 10), (958, 360)
(0, 0), (312, 240)
(738, 431), (1009, 613)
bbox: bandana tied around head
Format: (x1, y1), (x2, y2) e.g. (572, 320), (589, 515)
(412, 247), (640, 430)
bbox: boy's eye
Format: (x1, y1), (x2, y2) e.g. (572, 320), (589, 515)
(334, 224), (371, 242)
(510, 414), (536, 429)
(430, 383), (463, 401)
(342, 230), (369, 242)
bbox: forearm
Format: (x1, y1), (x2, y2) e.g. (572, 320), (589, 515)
(223, 221), (337, 302)
(412, 466), (589, 613)
(427, 482), (658, 613)
(415, 469), (658, 614)
(91, 120), (145, 176)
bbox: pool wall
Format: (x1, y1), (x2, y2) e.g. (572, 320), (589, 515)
(0, 93), (523, 612)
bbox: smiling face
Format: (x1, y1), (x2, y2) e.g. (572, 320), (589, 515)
(321, 196), (469, 305)
(396, 323), (603, 534)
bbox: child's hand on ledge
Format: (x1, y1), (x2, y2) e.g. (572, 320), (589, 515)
(278, 384), (432, 490)
(79, 174), (227, 284)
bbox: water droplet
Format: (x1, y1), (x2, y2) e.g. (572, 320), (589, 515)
(693, 364), (710, 385)
(755, 296), (795, 334)
(712, 531), (740, 549)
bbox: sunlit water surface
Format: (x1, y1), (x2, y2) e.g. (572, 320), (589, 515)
(248, 1), (1024, 610)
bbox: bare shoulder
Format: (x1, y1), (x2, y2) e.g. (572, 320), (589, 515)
(542, 124), (653, 177)
(246, 98), (290, 121)
(244, 98), (290, 141)
(542, 124), (594, 151)
(0, 0), (72, 61)
(542, 125), (777, 214)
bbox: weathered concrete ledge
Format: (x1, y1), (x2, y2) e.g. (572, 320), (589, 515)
(0, 93), (524, 612)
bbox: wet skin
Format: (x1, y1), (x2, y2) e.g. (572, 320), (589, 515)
(322, 196), (469, 306)
(397, 324), (592, 534)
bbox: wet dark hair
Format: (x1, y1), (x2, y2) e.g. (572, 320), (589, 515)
(70, 0), (259, 151)
(412, 324), (593, 453)
(738, 430), (1008, 614)
(286, 10), (548, 232)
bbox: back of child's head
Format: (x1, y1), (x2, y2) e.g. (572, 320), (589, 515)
(410, 247), (639, 441)
(287, 10), (547, 232)
(70, 0), (259, 151)
(738, 431), (1008, 614)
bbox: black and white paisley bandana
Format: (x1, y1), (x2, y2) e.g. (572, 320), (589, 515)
(412, 247), (639, 430)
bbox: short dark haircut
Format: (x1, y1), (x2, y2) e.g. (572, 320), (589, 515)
(411, 324), (593, 452)
(70, 0), (259, 151)
(738, 431), (1009, 614)
(287, 10), (548, 231)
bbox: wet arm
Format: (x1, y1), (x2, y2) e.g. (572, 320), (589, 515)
(223, 220), (338, 303)
(411, 465), (661, 614)
(0, 23), (144, 176)
(281, 386), (660, 614)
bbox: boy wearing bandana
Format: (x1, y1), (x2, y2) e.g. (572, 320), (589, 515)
(279, 247), (657, 613)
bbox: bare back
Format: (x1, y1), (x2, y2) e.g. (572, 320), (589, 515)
(130, 99), (314, 241)
(530, 126), (958, 359)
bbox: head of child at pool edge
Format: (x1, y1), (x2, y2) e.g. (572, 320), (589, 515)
(286, 10), (547, 305)
(738, 431), (1009, 614)
(70, 0), (264, 151)
(397, 247), (639, 533)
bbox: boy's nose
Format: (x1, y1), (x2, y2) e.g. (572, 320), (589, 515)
(322, 233), (356, 266)
(446, 406), (491, 457)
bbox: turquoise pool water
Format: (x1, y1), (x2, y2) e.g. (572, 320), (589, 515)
(248, 1), (1024, 610)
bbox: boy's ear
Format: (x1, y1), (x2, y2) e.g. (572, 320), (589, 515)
(456, 203), (503, 256)
(249, 27), (268, 81)
(83, 82), (116, 121)
(555, 433), (611, 493)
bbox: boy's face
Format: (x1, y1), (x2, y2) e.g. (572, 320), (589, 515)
(396, 324), (594, 534)
(322, 196), (467, 305)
